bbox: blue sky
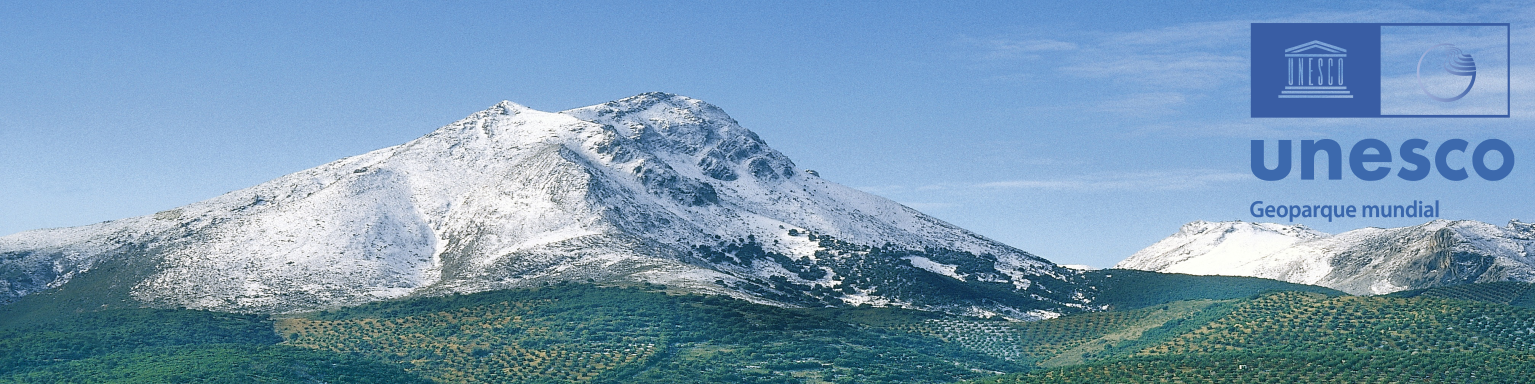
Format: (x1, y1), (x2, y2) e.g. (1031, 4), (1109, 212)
(2, 1), (1532, 267)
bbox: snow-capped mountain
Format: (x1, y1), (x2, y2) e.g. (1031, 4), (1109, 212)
(0, 93), (1081, 318)
(1117, 220), (1535, 295)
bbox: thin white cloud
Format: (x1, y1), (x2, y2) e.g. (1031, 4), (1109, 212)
(1097, 92), (1190, 118)
(961, 37), (1079, 62)
(1060, 52), (1247, 89)
(959, 20), (1250, 91)
(1129, 120), (1328, 138)
(1096, 20), (1250, 51)
(863, 169), (1250, 194)
(975, 170), (1250, 191)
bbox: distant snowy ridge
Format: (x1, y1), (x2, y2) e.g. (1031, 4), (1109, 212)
(0, 93), (1081, 318)
(1116, 220), (1535, 294)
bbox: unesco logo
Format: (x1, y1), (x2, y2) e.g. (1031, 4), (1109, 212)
(1250, 23), (1379, 117)
(1251, 23), (1508, 118)
(1417, 44), (1477, 102)
(1279, 40), (1352, 99)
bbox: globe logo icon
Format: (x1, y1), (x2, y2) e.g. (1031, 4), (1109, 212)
(1416, 44), (1477, 102)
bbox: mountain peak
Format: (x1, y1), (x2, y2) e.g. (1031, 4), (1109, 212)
(492, 100), (532, 114)
(1120, 219), (1535, 295)
(1510, 219), (1534, 235)
(1117, 220), (1326, 275)
(560, 93), (795, 183)
(593, 92), (719, 115)
(0, 94), (1077, 318)
(1174, 220), (1317, 238)
(563, 92), (740, 139)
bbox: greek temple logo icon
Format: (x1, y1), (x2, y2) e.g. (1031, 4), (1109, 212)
(1417, 44), (1476, 102)
(1279, 40), (1352, 99)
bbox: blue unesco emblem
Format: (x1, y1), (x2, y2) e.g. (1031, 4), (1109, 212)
(1280, 41), (1352, 99)
(1417, 44), (1476, 102)
(1252, 23), (1507, 118)
(1250, 23), (1380, 117)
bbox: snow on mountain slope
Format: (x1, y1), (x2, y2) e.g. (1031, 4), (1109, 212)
(0, 93), (1079, 317)
(1116, 220), (1535, 295)
(1117, 221), (1328, 275)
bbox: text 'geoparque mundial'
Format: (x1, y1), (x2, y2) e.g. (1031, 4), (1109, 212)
(1251, 139), (1514, 181)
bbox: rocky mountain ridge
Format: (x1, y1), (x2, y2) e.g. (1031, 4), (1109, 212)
(0, 93), (1082, 318)
(1117, 219), (1535, 294)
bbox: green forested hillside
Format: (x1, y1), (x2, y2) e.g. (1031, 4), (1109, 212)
(887, 299), (1229, 367)
(1145, 291), (1535, 354)
(7, 276), (1535, 383)
(279, 283), (1019, 384)
(970, 352), (1535, 384)
(1078, 269), (1345, 310)
(970, 290), (1535, 383)
(3, 344), (427, 384)
(0, 308), (279, 372)
(0, 308), (429, 383)
(1389, 281), (1535, 308)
